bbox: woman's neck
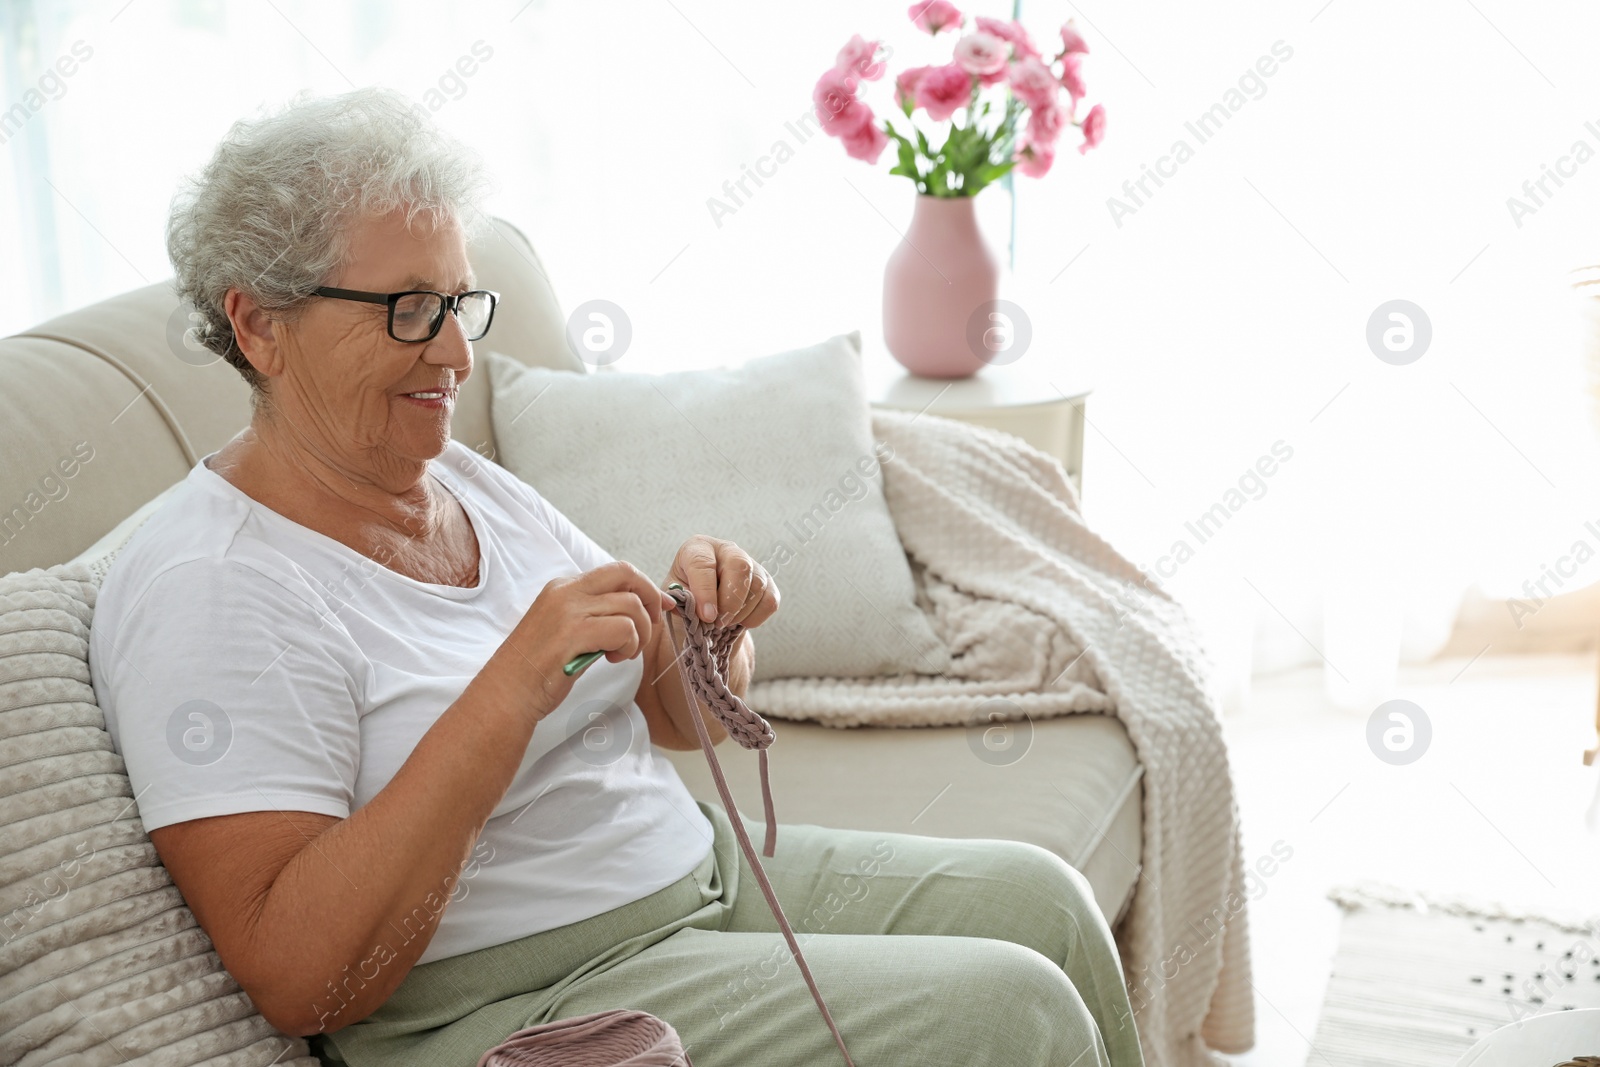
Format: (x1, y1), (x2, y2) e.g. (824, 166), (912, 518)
(209, 418), (443, 546)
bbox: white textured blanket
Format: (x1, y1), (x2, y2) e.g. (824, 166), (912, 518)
(750, 409), (1255, 1067)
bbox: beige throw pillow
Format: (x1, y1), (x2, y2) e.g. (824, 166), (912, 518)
(486, 334), (949, 681)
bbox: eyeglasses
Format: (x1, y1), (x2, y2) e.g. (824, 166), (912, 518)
(312, 286), (500, 343)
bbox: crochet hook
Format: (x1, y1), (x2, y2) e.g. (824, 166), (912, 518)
(562, 583), (684, 677)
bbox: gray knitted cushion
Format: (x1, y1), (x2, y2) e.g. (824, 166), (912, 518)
(0, 547), (318, 1064)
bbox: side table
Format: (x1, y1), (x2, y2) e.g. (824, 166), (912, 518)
(861, 344), (1091, 496)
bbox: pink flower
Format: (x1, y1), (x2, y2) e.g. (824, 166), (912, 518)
(813, 68), (870, 135)
(1007, 56), (1058, 111)
(895, 65), (933, 110)
(813, 66), (857, 108)
(1014, 135), (1055, 178)
(831, 98), (875, 137)
(976, 16), (1040, 59)
(1058, 52), (1088, 106)
(835, 34), (886, 81)
(840, 118), (889, 163)
(1028, 100), (1067, 146)
(908, 0), (962, 35)
(914, 63), (972, 122)
(1059, 19), (1090, 56)
(953, 32), (1008, 77)
(1078, 103), (1106, 154)
(814, 61), (885, 161)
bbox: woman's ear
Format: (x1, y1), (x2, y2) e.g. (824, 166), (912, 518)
(223, 287), (284, 380)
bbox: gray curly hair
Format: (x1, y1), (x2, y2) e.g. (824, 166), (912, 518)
(166, 87), (494, 400)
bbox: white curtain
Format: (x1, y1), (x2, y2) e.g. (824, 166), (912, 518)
(1005, 0), (1600, 710)
(4, 0), (1598, 712)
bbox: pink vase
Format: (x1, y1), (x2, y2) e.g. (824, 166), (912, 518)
(882, 194), (1001, 379)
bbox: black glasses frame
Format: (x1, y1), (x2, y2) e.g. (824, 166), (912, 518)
(312, 286), (500, 343)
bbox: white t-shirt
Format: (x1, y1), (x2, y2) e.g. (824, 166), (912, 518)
(89, 438), (715, 964)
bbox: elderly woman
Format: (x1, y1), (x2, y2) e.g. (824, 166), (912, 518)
(88, 88), (1143, 1067)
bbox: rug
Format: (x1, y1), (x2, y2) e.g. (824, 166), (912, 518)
(1308, 883), (1600, 1066)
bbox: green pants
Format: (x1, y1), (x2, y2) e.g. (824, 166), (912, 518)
(316, 800), (1145, 1067)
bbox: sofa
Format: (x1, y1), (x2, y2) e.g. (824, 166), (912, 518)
(0, 215), (1144, 1050)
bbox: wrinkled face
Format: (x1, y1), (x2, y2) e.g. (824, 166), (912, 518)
(276, 205), (475, 469)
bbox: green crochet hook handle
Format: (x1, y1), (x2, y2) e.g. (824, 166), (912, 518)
(562, 583), (684, 677)
(561, 650), (604, 677)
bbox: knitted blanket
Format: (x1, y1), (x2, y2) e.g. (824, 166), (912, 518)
(749, 409), (1256, 1067)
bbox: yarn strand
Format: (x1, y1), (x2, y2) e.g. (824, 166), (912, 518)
(663, 586), (857, 1067)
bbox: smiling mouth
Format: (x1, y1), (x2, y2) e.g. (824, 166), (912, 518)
(400, 387), (456, 402)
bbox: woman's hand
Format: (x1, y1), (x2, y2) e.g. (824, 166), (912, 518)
(666, 535), (779, 630)
(637, 536), (777, 750)
(499, 560), (675, 724)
